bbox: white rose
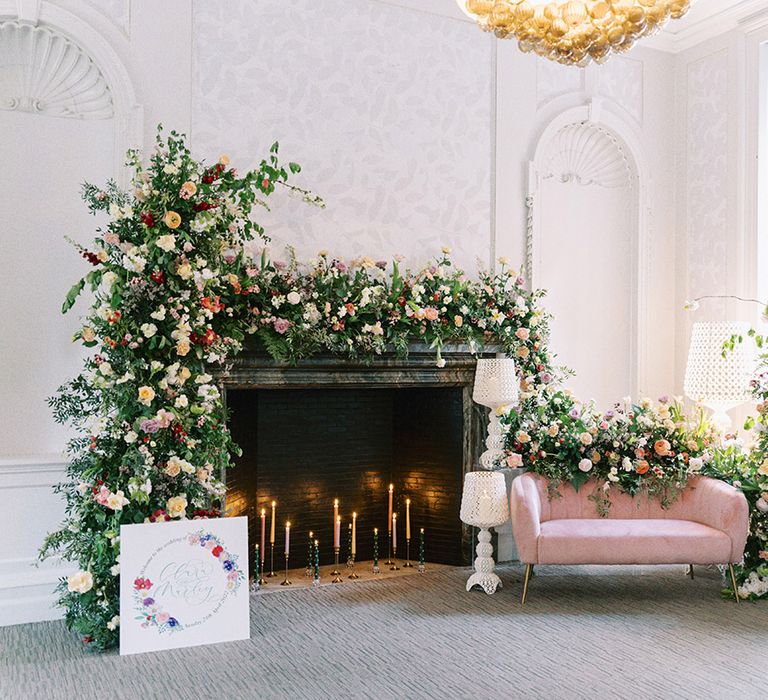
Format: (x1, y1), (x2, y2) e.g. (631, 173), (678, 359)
(67, 570), (94, 594)
(622, 457), (633, 472)
(98, 362), (113, 376)
(175, 395), (188, 408)
(124, 430), (138, 444)
(151, 306), (167, 321)
(578, 458), (593, 473)
(163, 163), (178, 175)
(106, 615), (120, 631)
(102, 271), (117, 288)
(287, 291), (302, 305)
(141, 323), (157, 338)
(688, 457), (703, 473)
(156, 234), (176, 252)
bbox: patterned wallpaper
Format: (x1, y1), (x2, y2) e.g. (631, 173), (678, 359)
(191, 0), (493, 273)
(686, 50), (729, 318)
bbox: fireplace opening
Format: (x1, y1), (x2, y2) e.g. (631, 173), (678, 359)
(226, 386), (466, 572)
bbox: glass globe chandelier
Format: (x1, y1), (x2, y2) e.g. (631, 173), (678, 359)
(456, 0), (692, 66)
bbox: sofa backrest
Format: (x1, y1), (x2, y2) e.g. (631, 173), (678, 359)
(526, 472), (710, 521)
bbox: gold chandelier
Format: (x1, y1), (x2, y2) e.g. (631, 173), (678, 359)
(456, 0), (692, 66)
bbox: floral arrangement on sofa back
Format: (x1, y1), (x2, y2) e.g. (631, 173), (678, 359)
(501, 389), (717, 515)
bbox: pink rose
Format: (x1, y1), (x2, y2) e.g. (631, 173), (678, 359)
(103, 232), (120, 246)
(205, 540), (216, 550)
(156, 409), (174, 429)
(94, 485), (110, 506)
(424, 307), (439, 321)
(515, 328), (530, 341)
(157, 612), (169, 623)
(507, 453), (523, 468)
(273, 318), (291, 335)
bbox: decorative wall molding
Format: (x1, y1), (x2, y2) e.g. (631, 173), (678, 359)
(527, 100), (649, 397)
(538, 122), (634, 189)
(536, 60), (584, 108)
(596, 56), (644, 126)
(0, 454), (70, 626)
(0, 20), (113, 118)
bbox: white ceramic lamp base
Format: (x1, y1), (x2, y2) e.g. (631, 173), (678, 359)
(466, 528), (502, 595)
(479, 408), (505, 470)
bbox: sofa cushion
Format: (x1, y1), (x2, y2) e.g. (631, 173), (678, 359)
(537, 518), (732, 565)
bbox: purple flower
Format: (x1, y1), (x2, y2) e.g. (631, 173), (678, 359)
(604, 410), (615, 419)
(140, 419), (160, 434)
(375, 260), (387, 270)
(539, 372), (552, 384)
(569, 408), (580, 419)
(658, 395), (669, 404)
(167, 617), (179, 627)
(335, 261), (347, 273)
(143, 597), (155, 606)
(273, 318), (291, 335)
(516, 276), (526, 286)
(273, 260), (286, 270)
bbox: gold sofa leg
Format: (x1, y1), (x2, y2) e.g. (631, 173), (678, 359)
(521, 564), (533, 606)
(728, 564), (740, 603)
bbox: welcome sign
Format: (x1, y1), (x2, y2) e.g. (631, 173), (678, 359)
(119, 516), (250, 655)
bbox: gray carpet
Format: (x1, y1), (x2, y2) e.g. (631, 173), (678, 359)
(1, 564), (765, 700)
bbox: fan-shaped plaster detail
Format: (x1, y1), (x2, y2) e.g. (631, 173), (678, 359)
(539, 122), (633, 189)
(0, 21), (113, 119)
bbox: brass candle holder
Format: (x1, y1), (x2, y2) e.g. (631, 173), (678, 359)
(385, 529), (394, 565)
(259, 545), (267, 585)
(281, 553), (292, 586)
(331, 547), (343, 583)
(347, 556), (360, 579)
(403, 538), (413, 568)
(267, 542), (277, 577)
(390, 545), (400, 571)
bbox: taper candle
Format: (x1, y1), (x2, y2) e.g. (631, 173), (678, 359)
(285, 521), (291, 556)
(255, 543), (260, 581)
(351, 512), (357, 557)
(270, 501), (276, 543)
(392, 512), (398, 549)
(373, 528), (379, 567)
(419, 527), (425, 571)
(388, 483), (394, 532)
(406, 498), (411, 540)
(260, 508), (266, 564)
(334, 515), (341, 548)
(333, 498), (339, 532)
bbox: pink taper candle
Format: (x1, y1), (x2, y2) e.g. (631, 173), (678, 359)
(388, 484), (394, 533)
(352, 512), (357, 557)
(333, 498), (339, 533)
(260, 508), (266, 564)
(334, 515), (341, 548)
(392, 512), (397, 549)
(285, 521), (291, 556)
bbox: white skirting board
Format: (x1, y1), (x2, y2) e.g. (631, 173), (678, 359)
(0, 455), (74, 626)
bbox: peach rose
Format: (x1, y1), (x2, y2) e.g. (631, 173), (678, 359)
(165, 461), (181, 477)
(166, 494), (188, 519)
(654, 439), (672, 456)
(137, 385), (156, 406)
(163, 210), (181, 229)
(636, 460), (650, 475)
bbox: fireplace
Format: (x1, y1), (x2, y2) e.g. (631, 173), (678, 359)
(219, 345), (492, 574)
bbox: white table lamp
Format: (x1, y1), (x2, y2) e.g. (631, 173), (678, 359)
(684, 321), (754, 432)
(460, 471), (509, 595)
(473, 358), (519, 469)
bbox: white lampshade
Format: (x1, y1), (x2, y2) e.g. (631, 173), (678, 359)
(684, 321), (755, 429)
(473, 358), (519, 408)
(460, 471), (509, 529)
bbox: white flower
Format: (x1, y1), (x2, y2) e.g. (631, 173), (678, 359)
(76, 482), (90, 496)
(608, 467), (619, 482)
(124, 430), (138, 444)
(151, 306), (167, 321)
(106, 490), (129, 511)
(621, 457), (633, 472)
(98, 362), (113, 376)
(436, 358), (446, 368)
(163, 163), (178, 175)
(108, 202), (123, 220)
(67, 570), (94, 594)
(578, 458), (593, 473)
(287, 291), (302, 305)
(110, 564), (120, 576)
(756, 498), (768, 513)
(156, 234), (176, 252)
(106, 615), (120, 631)
(141, 323), (157, 338)
(175, 395), (189, 408)
(688, 457), (703, 472)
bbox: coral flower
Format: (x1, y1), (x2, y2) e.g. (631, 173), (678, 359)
(636, 460), (650, 475)
(163, 210), (181, 229)
(654, 439), (672, 456)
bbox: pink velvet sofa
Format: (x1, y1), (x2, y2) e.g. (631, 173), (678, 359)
(510, 472), (749, 603)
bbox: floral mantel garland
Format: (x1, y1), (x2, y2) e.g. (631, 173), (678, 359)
(41, 127), (558, 650)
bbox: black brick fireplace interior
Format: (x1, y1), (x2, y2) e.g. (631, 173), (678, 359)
(226, 387), (465, 572)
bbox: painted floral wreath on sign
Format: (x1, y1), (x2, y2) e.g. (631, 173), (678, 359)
(40, 126), (559, 651)
(132, 528), (245, 635)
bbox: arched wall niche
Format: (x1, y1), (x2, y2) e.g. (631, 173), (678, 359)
(526, 99), (649, 405)
(0, 0), (142, 182)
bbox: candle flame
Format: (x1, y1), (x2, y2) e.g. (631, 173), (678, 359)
(420, 528), (424, 533)
(309, 531), (313, 538)
(353, 511), (357, 518)
(314, 540), (319, 546)
(389, 484), (393, 491)
(261, 508), (265, 516)
(393, 513), (397, 520)
(286, 521), (291, 528)
(406, 498), (411, 505)
(336, 515), (341, 523)
(374, 527), (378, 534)
(271, 500), (276, 507)
(334, 498), (339, 506)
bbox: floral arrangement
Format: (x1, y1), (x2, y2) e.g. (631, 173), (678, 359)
(242, 248), (557, 380)
(40, 127), (558, 651)
(502, 390), (716, 515)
